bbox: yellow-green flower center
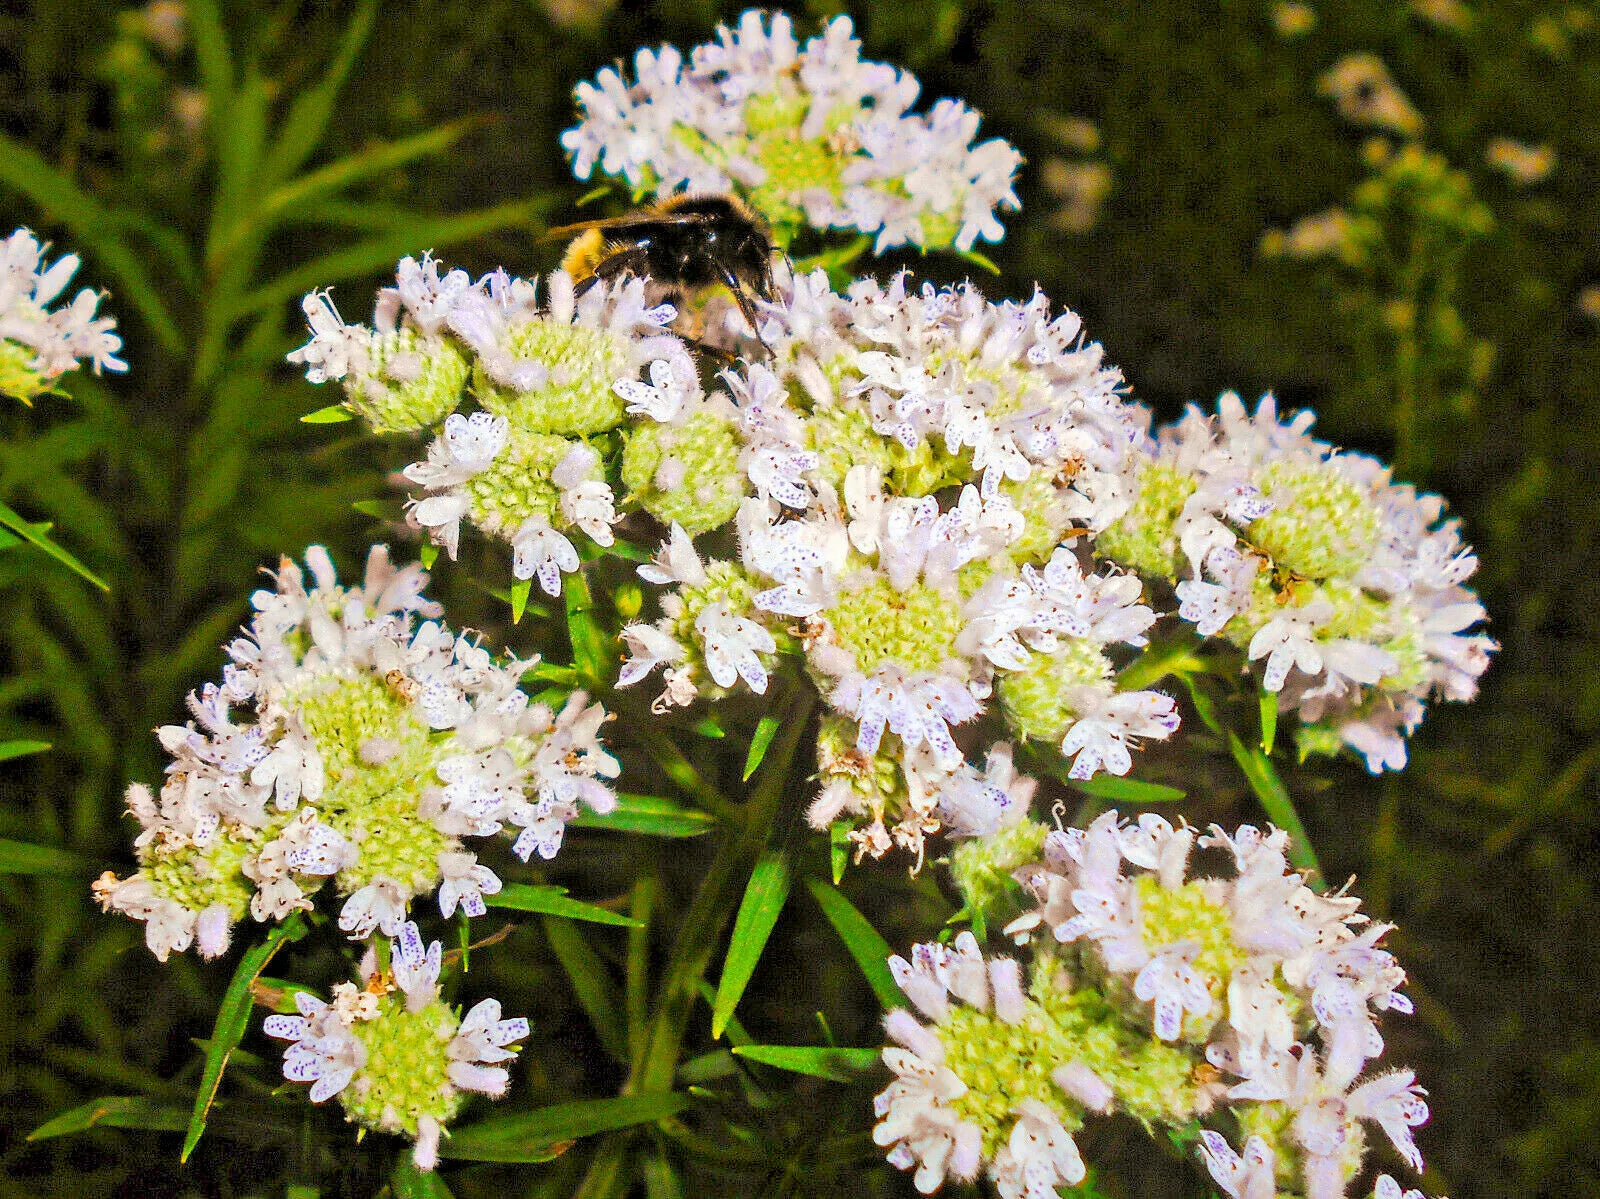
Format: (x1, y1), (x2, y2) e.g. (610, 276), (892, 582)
(344, 995), (462, 1137)
(825, 579), (965, 676)
(473, 321), (629, 436)
(1247, 460), (1381, 580)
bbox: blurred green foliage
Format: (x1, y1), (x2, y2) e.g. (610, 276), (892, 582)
(0, 1), (1596, 1196)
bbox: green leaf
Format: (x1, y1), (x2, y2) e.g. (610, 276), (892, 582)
(182, 914), (308, 1162)
(805, 878), (900, 1011)
(543, 917), (628, 1062)
(711, 851), (791, 1038)
(351, 499), (398, 519)
(488, 883), (642, 928)
(510, 578), (532, 625)
(0, 738), (51, 762)
(564, 572), (611, 683)
(575, 184), (614, 207)
(1182, 675), (1223, 735)
(298, 404), (353, 424)
(830, 821), (850, 885)
(443, 1094), (689, 1162)
(0, 526), (21, 550)
(30, 1096), (188, 1141)
(742, 716), (781, 782)
(1067, 775), (1187, 803)
(731, 1044), (879, 1083)
(419, 543), (439, 570)
(0, 499), (108, 590)
(956, 248), (1002, 275)
(0, 836), (85, 875)
(391, 1157), (454, 1199)
(1227, 733), (1319, 876)
(570, 793), (715, 838)
(259, 0), (378, 189)
(691, 717), (725, 739)
(1260, 691), (1279, 756)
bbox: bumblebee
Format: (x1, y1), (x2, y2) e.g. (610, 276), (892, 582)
(547, 194), (776, 343)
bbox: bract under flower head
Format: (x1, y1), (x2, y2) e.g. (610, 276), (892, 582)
(560, 12), (1021, 252)
(1100, 392), (1495, 771)
(0, 228), (125, 402)
(95, 545), (619, 959)
(265, 920), (527, 1170)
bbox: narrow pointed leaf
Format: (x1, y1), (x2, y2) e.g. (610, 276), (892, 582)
(956, 248), (1001, 275)
(570, 793), (715, 838)
(488, 883), (641, 928)
(510, 578), (532, 625)
(731, 1045), (879, 1083)
(805, 878), (900, 1011)
(543, 917), (628, 1061)
(1067, 775), (1186, 803)
(1228, 733), (1319, 875)
(0, 739), (51, 762)
(0, 836), (85, 875)
(1260, 691), (1279, 756)
(181, 914), (308, 1161)
(712, 851), (791, 1038)
(830, 821), (850, 885)
(261, 0), (377, 187)
(742, 716), (781, 782)
(564, 572), (611, 683)
(30, 1096), (188, 1141)
(392, 1157), (454, 1198)
(442, 1093), (689, 1162)
(299, 404), (353, 424)
(0, 499), (107, 590)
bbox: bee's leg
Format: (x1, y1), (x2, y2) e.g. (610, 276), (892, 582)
(713, 263), (772, 354)
(577, 246), (653, 296)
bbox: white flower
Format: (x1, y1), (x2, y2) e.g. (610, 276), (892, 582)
(447, 998), (529, 1095)
(694, 602), (777, 694)
(436, 850), (502, 919)
(559, 479), (618, 546)
(264, 990), (367, 1104)
(389, 919), (443, 1009)
(1249, 599), (1334, 692)
(1058, 687), (1180, 779)
(0, 228), (127, 387)
(287, 290), (370, 385)
(1133, 942), (1213, 1040)
(989, 1099), (1087, 1197)
(1197, 1131), (1277, 1199)
(614, 356), (697, 421)
(339, 876), (410, 939)
(511, 519), (581, 596)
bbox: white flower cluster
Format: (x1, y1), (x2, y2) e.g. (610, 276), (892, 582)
(617, 270), (1178, 860)
(0, 228), (125, 401)
(874, 814), (1435, 1199)
(560, 11), (1021, 252)
(1007, 812), (1430, 1199)
(95, 545), (618, 961)
(265, 920), (526, 1170)
(289, 256), (690, 596)
(1102, 391), (1495, 771)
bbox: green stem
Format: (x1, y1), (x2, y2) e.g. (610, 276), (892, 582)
(577, 686), (816, 1199)
(634, 688), (816, 1096)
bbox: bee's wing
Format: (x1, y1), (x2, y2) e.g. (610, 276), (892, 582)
(543, 211), (712, 241)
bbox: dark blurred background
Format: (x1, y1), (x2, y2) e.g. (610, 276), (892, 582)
(1, 1), (1596, 1196)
